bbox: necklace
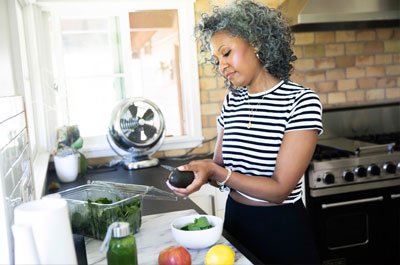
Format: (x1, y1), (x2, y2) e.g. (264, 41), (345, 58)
(247, 94), (267, 129)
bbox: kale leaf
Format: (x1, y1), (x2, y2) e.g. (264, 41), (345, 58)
(70, 196), (141, 240)
(180, 216), (213, 231)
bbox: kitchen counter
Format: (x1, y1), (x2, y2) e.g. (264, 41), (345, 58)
(46, 159), (202, 216)
(45, 158), (263, 264)
(85, 209), (252, 265)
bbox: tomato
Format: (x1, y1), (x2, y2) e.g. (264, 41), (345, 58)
(158, 246), (191, 265)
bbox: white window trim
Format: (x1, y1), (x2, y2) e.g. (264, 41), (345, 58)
(7, 0), (53, 198)
(34, 0), (203, 158)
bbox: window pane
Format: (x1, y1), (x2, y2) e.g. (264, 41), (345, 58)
(128, 10), (184, 137)
(66, 77), (123, 137)
(58, 9), (188, 144)
(61, 17), (124, 137)
(61, 18), (119, 76)
(61, 18), (108, 32)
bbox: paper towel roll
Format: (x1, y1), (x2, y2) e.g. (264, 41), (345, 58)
(12, 224), (40, 265)
(13, 198), (77, 265)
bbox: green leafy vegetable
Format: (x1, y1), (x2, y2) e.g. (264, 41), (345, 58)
(93, 197), (113, 204)
(70, 196), (142, 240)
(180, 216), (213, 231)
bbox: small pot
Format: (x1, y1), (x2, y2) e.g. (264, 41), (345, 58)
(53, 153), (80, 182)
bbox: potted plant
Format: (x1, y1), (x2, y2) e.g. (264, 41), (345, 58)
(53, 125), (87, 182)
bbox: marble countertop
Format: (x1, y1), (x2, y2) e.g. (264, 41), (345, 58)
(46, 160), (261, 264)
(85, 209), (252, 265)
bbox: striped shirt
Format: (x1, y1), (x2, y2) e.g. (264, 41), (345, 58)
(217, 80), (323, 204)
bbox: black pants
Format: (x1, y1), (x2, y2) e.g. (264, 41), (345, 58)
(224, 196), (320, 265)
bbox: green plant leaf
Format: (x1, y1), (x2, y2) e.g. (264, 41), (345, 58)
(71, 137), (83, 150)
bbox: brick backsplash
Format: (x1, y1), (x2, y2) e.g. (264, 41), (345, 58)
(292, 28), (400, 107)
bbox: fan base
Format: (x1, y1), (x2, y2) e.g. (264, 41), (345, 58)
(123, 157), (159, 170)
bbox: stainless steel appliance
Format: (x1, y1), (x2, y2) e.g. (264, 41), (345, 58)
(279, 0), (400, 31)
(305, 102), (400, 265)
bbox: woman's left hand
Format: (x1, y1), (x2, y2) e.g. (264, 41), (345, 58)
(165, 159), (216, 197)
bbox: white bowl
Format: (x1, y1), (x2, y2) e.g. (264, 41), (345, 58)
(171, 214), (223, 249)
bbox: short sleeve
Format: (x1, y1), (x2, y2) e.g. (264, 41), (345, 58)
(286, 90), (323, 135)
(217, 94), (229, 129)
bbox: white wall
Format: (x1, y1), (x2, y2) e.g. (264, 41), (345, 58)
(0, 1), (19, 263)
(0, 0), (16, 96)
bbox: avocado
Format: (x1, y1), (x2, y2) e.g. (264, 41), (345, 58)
(168, 169), (195, 188)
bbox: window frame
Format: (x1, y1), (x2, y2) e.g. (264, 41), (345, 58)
(35, 0), (203, 158)
(8, 0), (56, 198)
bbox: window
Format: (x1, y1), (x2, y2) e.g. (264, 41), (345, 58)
(39, 0), (202, 157)
(9, 0), (36, 156)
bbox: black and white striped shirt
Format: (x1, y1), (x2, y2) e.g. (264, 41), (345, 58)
(217, 80), (323, 204)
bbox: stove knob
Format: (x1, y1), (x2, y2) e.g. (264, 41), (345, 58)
(383, 162), (396, 174)
(368, 164), (381, 176)
(355, 166), (367, 177)
(323, 173), (335, 184)
(343, 170), (354, 182)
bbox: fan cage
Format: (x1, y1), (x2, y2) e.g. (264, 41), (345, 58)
(108, 97), (165, 158)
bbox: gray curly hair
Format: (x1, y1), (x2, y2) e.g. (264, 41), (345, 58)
(195, 0), (296, 90)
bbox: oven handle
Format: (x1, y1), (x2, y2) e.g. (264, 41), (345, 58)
(321, 196), (384, 209)
(391, 194), (400, 199)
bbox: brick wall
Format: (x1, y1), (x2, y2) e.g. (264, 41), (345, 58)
(292, 28), (400, 107)
(162, 0), (400, 157)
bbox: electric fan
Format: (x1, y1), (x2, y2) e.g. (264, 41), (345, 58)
(107, 97), (165, 169)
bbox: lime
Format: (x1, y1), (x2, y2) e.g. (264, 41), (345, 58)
(205, 244), (235, 265)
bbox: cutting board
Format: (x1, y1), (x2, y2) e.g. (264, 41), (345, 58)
(85, 209), (252, 264)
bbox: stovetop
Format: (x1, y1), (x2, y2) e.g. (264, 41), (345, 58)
(312, 131), (400, 161)
(312, 144), (353, 161)
(351, 132), (400, 151)
(306, 103), (400, 197)
(307, 131), (400, 196)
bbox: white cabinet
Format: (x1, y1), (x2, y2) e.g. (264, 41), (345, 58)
(189, 184), (229, 219)
(189, 183), (215, 215)
(215, 189), (229, 219)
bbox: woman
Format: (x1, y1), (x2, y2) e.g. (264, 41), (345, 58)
(167, 0), (323, 264)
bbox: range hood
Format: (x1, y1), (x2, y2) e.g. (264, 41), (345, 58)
(279, 0), (400, 32)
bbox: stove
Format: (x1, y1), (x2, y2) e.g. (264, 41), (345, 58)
(304, 102), (400, 265)
(307, 103), (400, 197)
(308, 137), (400, 197)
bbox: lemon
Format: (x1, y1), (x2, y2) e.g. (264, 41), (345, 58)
(205, 244), (235, 265)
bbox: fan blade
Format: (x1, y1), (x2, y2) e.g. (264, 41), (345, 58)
(142, 108), (154, 121)
(128, 104), (138, 117)
(127, 128), (142, 142)
(143, 124), (157, 139)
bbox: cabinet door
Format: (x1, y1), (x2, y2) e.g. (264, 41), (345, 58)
(215, 190), (229, 219)
(189, 184), (216, 215)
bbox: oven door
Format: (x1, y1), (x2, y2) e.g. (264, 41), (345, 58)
(385, 191), (400, 263)
(307, 187), (399, 265)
